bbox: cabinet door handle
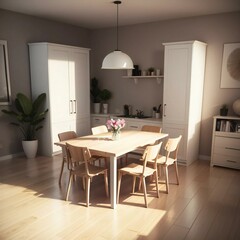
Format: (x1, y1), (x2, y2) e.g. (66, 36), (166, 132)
(73, 100), (77, 114)
(69, 100), (73, 114)
(164, 104), (167, 117)
(226, 160), (237, 163)
(130, 126), (138, 128)
(225, 147), (240, 151)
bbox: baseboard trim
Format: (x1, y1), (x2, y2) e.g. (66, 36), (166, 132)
(199, 155), (211, 161)
(0, 152), (24, 161)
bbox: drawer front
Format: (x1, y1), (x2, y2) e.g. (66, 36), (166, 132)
(91, 117), (107, 127)
(126, 120), (142, 130)
(212, 154), (240, 169)
(214, 136), (240, 157)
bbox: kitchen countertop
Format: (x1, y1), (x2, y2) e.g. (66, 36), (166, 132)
(91, 113), (162, 123)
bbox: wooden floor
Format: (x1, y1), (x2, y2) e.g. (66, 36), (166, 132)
(0, 155), (240, 240)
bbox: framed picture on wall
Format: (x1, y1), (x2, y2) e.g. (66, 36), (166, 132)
(0, 40), (11, 105)
(220, 43), (240, 88)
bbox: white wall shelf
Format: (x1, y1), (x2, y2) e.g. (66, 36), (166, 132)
(122, 75), (164, 84)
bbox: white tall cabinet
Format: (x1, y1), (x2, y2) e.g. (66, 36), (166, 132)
(29, 42), (91, 156)
(162, 41), (207, 165)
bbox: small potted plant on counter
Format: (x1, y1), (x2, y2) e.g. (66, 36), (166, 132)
(100, 89), (112, 114)
(90, 77), (101, 114)
(153, 106), (157, 117)
(155, 104), (161, 118)
(2, 93), (48, 158)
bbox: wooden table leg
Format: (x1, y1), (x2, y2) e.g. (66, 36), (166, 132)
(110, 155), (117, 209)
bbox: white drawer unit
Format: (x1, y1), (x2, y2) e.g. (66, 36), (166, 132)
(211, 116), (240, 170)
(91, 115), (109, 127)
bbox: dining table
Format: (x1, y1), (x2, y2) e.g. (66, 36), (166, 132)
(55, 130), (168, 209)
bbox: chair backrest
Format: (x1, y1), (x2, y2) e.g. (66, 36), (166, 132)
(165, 135), (182, 160)
(58, 131), (77, 141)
(91, 125), (108, 135)
(66, 143), (91, 174)
(58, 131), (78, 157)
(142, 142), (162, 173)
(141, 125), (162, 133)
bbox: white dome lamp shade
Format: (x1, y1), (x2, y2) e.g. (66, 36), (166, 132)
(102, 50), (133, 69)
(102, 1), (133, 70)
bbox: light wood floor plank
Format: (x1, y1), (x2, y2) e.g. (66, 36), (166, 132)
(0, 155), (239, 240)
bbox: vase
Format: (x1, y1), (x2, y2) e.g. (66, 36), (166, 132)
(22, 139), (38, 159)
(112, 131), (120, 141)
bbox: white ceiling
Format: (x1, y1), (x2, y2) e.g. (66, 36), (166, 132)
(1, 0), (240, 29)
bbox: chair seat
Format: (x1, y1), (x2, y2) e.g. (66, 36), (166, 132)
(120, 163), (155, 177)
(73, 164), (107, 177)
(156, 155), (176, 166)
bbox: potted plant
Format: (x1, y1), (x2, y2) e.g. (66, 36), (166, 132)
(90, 77), (101, 113)
(100, 89), (112, 114)
(2, 93), (48, 158)
(153, 106), (157, 117)
(220, 104), (228, 116)
(155, 104), (161, 118)
(148, 67), (155, 76)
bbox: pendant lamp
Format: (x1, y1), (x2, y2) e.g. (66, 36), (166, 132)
(102, 1), (133, 69)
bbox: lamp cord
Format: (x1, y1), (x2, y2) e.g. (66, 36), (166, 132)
(114, 1), (121, 51)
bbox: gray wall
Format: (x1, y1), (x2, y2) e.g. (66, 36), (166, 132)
(0, 9), (240, 159)
(90, 12), (240, 158)
(0, 9), (90, 157)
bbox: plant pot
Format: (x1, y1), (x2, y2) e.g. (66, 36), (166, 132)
(93, 103), (101, 114)
(22, 140), (38, 159)
(102, 103), (108, 114)
(220, 108), (228, 116)
(155, 112), (160, 119)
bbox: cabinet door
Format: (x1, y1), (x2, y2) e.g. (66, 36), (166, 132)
(163, 44), (191, 124)
(68, 49), (90, 118)
(48, 47), (70, 123)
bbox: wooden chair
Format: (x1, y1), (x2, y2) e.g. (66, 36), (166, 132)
(155, 135), (182, 193)
(91, 125), (108, 167)
(125, 125), (162, 163)
(117, 142), (162, 208)
(58, 131), (77, 185)
(65, 143), (109, 207)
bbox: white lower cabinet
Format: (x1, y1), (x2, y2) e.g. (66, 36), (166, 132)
(91, 115), (109, 127)
(91, 114), (162, 132)
(211, 116), (240, 169)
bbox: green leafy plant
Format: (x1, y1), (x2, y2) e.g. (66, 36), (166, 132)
(2, 93), (48, 140)
(100, 89), (112, 103)
(156, 104), (161, 113)
(90, 77), (101, 103)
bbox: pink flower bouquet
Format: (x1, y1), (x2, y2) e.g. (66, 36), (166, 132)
(106, 118), (126, 133)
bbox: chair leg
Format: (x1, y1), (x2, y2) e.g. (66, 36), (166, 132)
(174, 161), (179, 185)
(58, 158), (65, 185)
(142, 177), (148, 208)
(117, 171), (122, 204)
(104, 170), (109, 197)
(164, 166), (169, 193)
(66, 172), (73, 201)
(125, 153), (128, 165)
(82, 177), (86, 190)
(86, 177), (91, 207)
(132, 176), (136, 193)
(104, 157), (108, 168)
(138, 178), (142, 191)
(154, 171), (159, 198)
